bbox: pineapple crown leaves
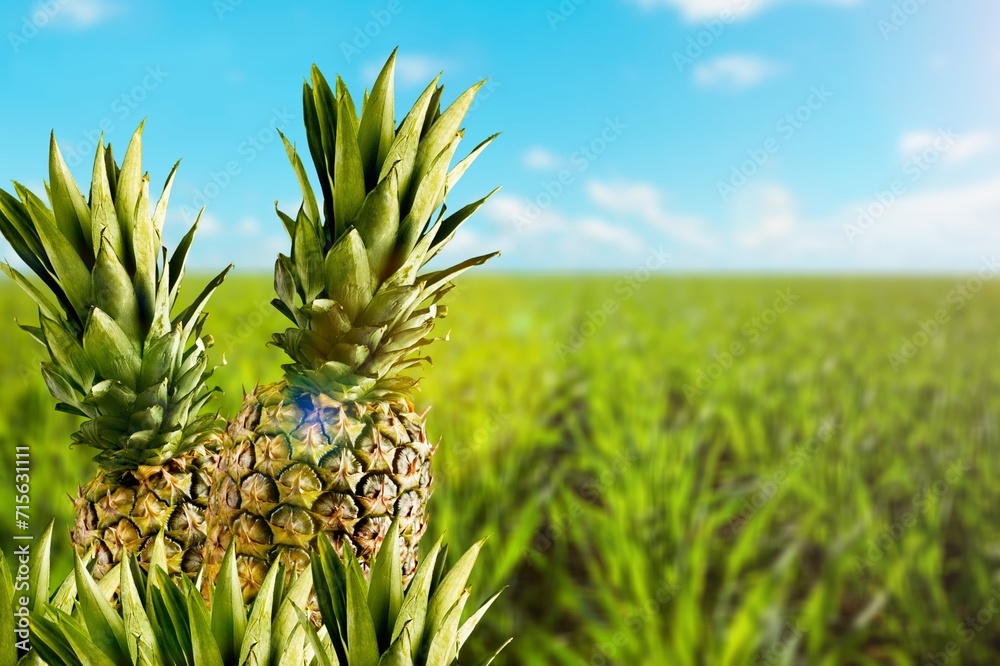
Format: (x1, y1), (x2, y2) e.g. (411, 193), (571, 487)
(27, 532), (318, 666)
(2, 521), (88, 665)
(22, 526), (508, 666)
(273, 49), (500, 402)
(306, 521), (509, 666)
(0, 123), (231, 472)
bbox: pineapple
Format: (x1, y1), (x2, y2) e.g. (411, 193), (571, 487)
(0, 124), (229, 579)
(203, 50), (499, 599)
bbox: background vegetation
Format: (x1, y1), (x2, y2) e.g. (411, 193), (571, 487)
(2, 274), (998, 665)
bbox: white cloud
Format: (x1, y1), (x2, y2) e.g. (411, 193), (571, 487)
(586, 180), (660, 217)
(631, 0), (767, 21)
(586, 180), (718, 250)
(928, 54), (948, 72)
(734, 185), (798, 249)
(522, 147), (561, 170)
(900, 129), (999, 166)
(628, 0), (858, 22)
(693, 55), (783, 90)
(238, 217), (261, 235)
(462, 193), (648, 269)
(48, 0), (122, 28)
(844, 176), (1000, 266)
(483, 194), (536, 228)
(899, 132), (935, 156)
(229, 235), (287, 270)
(198, 213), (222, 236)
(427, 170), (1000, 271)
(362, 54), (447, 88)
(435, 227), (483, 257)
(396, 55), (446, 86)
(578, 218), (645, 254)
(724, 176), (1000, 270)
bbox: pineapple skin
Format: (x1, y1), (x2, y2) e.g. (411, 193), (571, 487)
(203, 381), (432, 600)
(71, 445), (218, 580)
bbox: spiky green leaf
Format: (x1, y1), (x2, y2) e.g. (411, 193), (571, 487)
(48, 132), (93, 262)
(83, 308), (141, 386)
(368, 519), (403, 650)
(334, 89), (366, 233)
(280, 131), (320, 224)
(425, 538), (486, 639)
(391, 537), (442, 652)
(120, 554), (163, 664)
(358, 49), (397, 186)
(92, 235), (142, 341)
(211, 542), (247, 664)
(346, 551), (380, 666)
(27, 522), (54, 613)
(239, 561), (278, 666)
(73, 556), (128, 661)
(187, 584), (225, 666)
(114, 122), (145, 252)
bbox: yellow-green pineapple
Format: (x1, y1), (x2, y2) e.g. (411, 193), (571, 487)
(203, 51), (499, 600)
(0, 124), (229, 579)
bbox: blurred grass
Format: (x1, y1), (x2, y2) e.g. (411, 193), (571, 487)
(2, 274), (999, 664)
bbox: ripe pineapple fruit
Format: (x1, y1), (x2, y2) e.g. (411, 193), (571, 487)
(0, 124), (229, 579)
(203, 50), (499, 599)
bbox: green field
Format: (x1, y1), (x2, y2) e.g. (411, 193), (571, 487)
(2, 275), (998, 665)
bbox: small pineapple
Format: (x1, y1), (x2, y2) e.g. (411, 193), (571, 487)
(0, 124), (229, 579)
(203, 50), (499, 599)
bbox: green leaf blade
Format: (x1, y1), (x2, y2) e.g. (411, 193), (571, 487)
(210, 543), (247, 664)
(368, 519), (403, 651)
(345, 553), (380, 666)
(357, 49), (397, 187)
(334, 89), (367, 237)
(48, 133), (93, 264)
(73, 556), (129, 661)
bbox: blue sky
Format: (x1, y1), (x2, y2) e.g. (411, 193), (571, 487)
(0, 0), (997, 273)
